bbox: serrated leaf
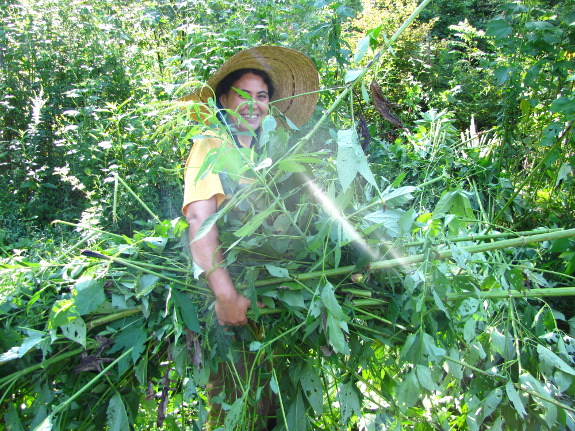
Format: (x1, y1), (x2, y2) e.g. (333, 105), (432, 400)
(397, 371), (420, 412)
(463, 318), (476, 343)
(482, 388), (502, 418)
(550, 97), (575, 115)
(381, 186), (416, 208)
(109, 320), (147, 365)
(338, 381), (360, 423)
(61, 317), (86, 347)
(224, 396), (245, 429)
(301, 364), (323, 415)
(249, 341), (261, 351)
(49, 299), (79, 329)
(506, 381), (527, 417)
(286, 390), (307, 430)
(74, 277), (106, 315)
(234, 205), (276, 237)
(277, 159), (307, 172)
(354, 35), (370, 63)
(265, 264), (289, 278)
(321, 282), (346, 321)
(4, 403), (25, 431)
(191, 210), (222, 243)
(415, 364), (438, 391)
(107, 394), (129, 431)
(486, 19), (512, 38)
(537, 344), (575, 375)
(172, 288), (201, 332)
(327, 314), (350, 355)
(136, 274), (160, 298)
(337, 128), (376, 190)
(32, 416), (52, 431)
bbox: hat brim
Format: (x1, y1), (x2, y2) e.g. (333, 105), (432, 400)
(181, 46), (319, 128)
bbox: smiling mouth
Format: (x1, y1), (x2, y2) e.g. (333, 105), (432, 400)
(242, 114), (259, 120)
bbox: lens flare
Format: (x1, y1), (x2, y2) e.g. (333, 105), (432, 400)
(300, 173), (379, 261)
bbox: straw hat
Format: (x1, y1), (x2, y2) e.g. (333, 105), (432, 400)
(181, 46), (319, 127)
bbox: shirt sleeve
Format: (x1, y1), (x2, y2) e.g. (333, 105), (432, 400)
(182, 136), (227, 215)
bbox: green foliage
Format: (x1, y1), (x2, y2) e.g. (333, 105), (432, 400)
(2, 0), (575, 430)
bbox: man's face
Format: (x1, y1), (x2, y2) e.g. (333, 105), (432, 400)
(219, 72), (270, 133)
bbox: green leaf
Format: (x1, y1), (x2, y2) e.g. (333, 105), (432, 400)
(301, 364), (323, 415)
(550, 97), (575, 115)
(354, 35), (370, 63)
(482, 388), (502, 418)
(249, 341), (262, 351)
(506, 381), (527, 417)
(61, 317), (86, 347)
(277, 159), (307, 172)
(109, 320), (147, 365)
(172, 289), (201, 332)
(338, 381), (360, 424)
(259, 115), (277, 145)
(278, 289), (306, 309)
(537, 344), (575, 376)
(49, 299), (79, 329)
(74, 277), (106, 315)
(265, 264), (289, 278)
(415, 365), (438, 392)
(107, 394), (129, 431)
(191, 210), (222, 243)
(4, 403), (25, 431)
(344, 69), (362, 83)
(486, 19), (512, 38)
(463, 318), (476, 343)
(381, 186), (416, 208)
(433, 189), (474, 218)
(234, 204), (276, 237)
(32, 416), (52, 431)
(136, 274), (160, 298)
(224, 396), (245, 429)
(397, 371), (420, 412)
(422, 333), (446, 362)
(286, 390), (307, 430)
(337, 128), (376, 190)
(321, 281), (346, 321)
(326, 313), (349, 355)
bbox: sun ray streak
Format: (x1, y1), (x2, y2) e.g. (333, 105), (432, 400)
(300, 173), (379, 261)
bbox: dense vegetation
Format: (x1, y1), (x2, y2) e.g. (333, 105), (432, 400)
(1, 0), (575, 430)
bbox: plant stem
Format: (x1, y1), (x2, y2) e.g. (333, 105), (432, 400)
(0, 347), (84, 387)
(53, 220), (125, 241)
(248, 228), (575, 289)
(81, 250), (210, 294)
(87, 308), (143, 328)
(115, 174), (161, 222)
(439, 287), (575, 301)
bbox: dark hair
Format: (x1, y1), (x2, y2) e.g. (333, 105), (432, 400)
(215, 68), (275, 100)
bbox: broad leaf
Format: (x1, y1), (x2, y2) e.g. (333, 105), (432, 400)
(74, 277), (105, 315)
(537, 344), (575, 376)
(301, 364), (323, 415)
(506, 381), (527, 417)
(172, 288), (201, 332)
(338, 381), (360, 423)
(61, 317), (86, 347)
(107, 394), (129, 431)
(337, 128), (376, 191)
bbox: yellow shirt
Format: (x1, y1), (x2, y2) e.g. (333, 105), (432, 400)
(182, 133), (229, 215)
